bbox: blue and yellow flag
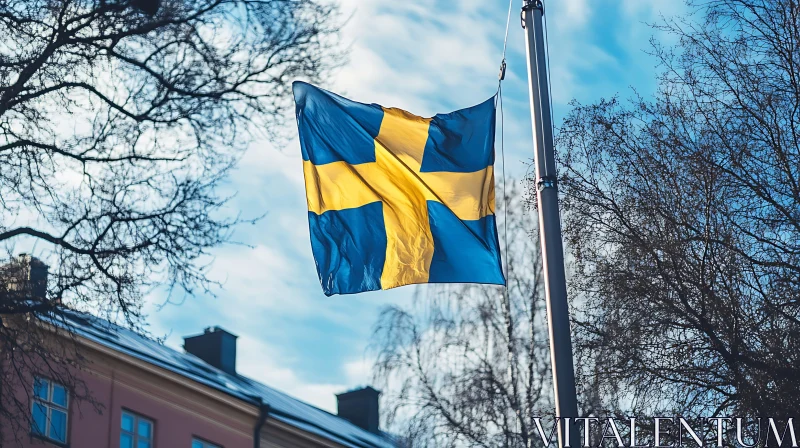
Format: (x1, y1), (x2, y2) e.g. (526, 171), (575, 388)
(293, 82), (505, 296)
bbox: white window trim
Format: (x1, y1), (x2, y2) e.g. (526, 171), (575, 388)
(121, 410), (155, 447)
(31, 377), (69, 444)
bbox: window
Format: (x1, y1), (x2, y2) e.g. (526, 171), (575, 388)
(31, 377), (68, 444)
(192, 438), (221, 448)
(121, 411), (154, 448)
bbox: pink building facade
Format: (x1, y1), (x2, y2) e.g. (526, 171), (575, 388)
(2, 312), (393, 448)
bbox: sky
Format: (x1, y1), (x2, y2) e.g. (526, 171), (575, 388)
(141, 0), (688, 413)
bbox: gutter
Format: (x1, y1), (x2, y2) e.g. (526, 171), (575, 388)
(253, 399), (271, 448)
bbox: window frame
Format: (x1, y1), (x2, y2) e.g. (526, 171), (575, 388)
(30, 377), (69, 445)
(120, 409), (155, 448)
(191, 437), (223, 448)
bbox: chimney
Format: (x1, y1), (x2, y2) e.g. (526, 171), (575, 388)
(6, 254), (49, 299)
(336, 386), (381, 434)
(183, 327), (238, 375)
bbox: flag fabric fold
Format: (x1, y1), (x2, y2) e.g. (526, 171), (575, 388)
(293, 81), (505, 296)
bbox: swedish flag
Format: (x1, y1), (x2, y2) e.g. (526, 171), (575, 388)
(293, 82), (505, 296)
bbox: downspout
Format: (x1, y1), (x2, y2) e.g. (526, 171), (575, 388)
(253, 399), (270, 448)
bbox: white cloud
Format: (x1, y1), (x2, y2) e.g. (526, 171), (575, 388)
(343, 357), (374, 385)
(334, 0), (501, 113)
(560, 0), (591, 29)
(239, 140), (306, 188)
(236, 334), (346, 411)
(233, 335), (378, 412)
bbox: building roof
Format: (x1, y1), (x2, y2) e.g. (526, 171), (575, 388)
(60, 311), (396, 448)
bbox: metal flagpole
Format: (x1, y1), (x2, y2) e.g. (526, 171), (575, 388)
(521, 1), (580, 447)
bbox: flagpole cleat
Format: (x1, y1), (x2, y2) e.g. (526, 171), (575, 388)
(536, 176), (557, 191)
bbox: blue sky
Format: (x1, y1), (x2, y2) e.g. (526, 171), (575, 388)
(142, 0), (687, 413)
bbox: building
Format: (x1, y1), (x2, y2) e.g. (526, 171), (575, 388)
(1, 257), (396, 448)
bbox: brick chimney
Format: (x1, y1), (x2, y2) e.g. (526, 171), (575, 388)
(183, 327), (238, 375)
(336, 386), (381, 434)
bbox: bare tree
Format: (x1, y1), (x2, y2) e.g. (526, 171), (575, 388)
(371, 183), (553, 448)
(0, 0), (340, 443)
(557, 0), (800, 419)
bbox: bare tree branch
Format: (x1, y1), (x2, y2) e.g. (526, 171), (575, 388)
(0, 0), (342, 443)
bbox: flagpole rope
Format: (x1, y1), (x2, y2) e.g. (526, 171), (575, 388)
(543, 6), (556, 146)
(497, 2), (523, 437)
(502, 0), (514, 64)
(498, 83), (510, 284)
(497, 0), (514, 284)
(498, 4), (519, 431)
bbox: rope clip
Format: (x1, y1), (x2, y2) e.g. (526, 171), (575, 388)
(536, 176), (557, 191)
(521, 0), (544, 28)
(499, 60), (507, 81)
